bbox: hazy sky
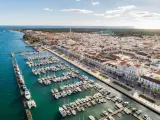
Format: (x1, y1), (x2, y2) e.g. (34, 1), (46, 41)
(0, 0), (160, 28)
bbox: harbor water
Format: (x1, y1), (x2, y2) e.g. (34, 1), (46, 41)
(0, 29), (160, 120)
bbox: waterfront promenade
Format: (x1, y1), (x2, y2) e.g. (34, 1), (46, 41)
(43, 46), (160, 115)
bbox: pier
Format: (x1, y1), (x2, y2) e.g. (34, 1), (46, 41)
(51, 80), (94, 99)
(98, 107), (124, 120)
(11, 59), (32, 120)
(60, 92), (107, 116)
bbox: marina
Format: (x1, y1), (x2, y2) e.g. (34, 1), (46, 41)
(1, 30), (160, 120)
(15, 49), (159, 120)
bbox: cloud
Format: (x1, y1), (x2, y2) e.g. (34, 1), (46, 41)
(129, 11), (160, 19)
(96, 20), (101, 22)
(76, 0), (81, 1)
(93, 5), (135, 19)
(106, 5), (136, 14)
(92, 2), (100, 6)
(105, 14), (121, 18)
(117, 5), (136, 11)
(61, 9), (93, 14)
(44, 8), (52, 11)
(94, 13), (105, 16)
(106, 9), (123, 14)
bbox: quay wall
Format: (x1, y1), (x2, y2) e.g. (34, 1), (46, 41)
(44, 47), (160, 115)
(19, 33), (160, 115)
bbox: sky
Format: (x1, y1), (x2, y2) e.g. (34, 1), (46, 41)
(0, 0), (160, 29)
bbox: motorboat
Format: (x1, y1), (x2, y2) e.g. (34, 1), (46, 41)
(38, 79), (43, 84)
(143, 115), (151, 120)
(81, 107), (85, 111)
(51, 89), (55, 94)
(27, 100), (36, 109)
(102, 111), (108, 116)
(22, 85), (27, 90)
(88, 115), (96, 120)
(25, 89), (31, 100)
(108, 116), (115, 120)
(71, 109), (76, 115)
(108, 108), (113, 113)
(136, 109), (142, 115)
(66, 110), (71, 116)
(59, 107), (67, 117)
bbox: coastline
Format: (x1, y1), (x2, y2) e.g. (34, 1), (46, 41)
(22, 40), (38, 52)
(19, 31), (160, 115)
(42, 46), (160, 115)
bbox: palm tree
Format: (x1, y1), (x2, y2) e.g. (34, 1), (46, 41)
(142, 84), (147, 93)
(152, 88), (159, 99)
(134, 78), (139, 87)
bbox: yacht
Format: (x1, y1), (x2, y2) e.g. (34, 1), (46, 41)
(55, 93), (61, 99)
(91, 100), (96, 105)
(123, 101), (129, 106)
(59, 107), (67, 117)
(27, 100), (36, 109)
(102, 111), (109, 116)
(81, 107), (85, 111)
(116, 102), (123, 108)
(71, 109), (76, 115)
(106, 96), (111, 100)
(108, 108), (113, 113)
(61, 91), (67, 97)
(77, 106), (81, 112)
(22, 85), (27, 91)
(51, 89), (55, 94)
(88, 115), (96, 120)
(136, 109), (142, 115)
(66, 110), (71, 116)
(143, 115), (151, 120)
(108, 116), (115, 120)
(38, 79), (43, 84)
(25, 89), (31, 100)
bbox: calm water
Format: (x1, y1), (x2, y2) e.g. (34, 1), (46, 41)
(0, 29), (159, 120)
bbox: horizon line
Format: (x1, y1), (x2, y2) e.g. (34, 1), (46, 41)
(1, 25), (160, 30)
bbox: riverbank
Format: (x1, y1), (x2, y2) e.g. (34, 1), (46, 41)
(42, 46), (160, 115)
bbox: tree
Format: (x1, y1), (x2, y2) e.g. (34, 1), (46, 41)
(23, 35), (40, 44)
(133, 78), (138, 87)
(142, 84), (147, 93)
(152, 88), (159, 99)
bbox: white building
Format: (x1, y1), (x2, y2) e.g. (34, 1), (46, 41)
(139, 75), (160, 90)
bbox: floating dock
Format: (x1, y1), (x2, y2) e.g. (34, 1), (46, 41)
(11, 59), (32, 120)
(98, 107), (124, 120)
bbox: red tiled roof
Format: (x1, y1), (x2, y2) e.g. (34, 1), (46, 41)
(110, 54), (120, 59)
(119, 61), (127, 65)
(135, 64), (140, 68)
(155, 70), (160, 75)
